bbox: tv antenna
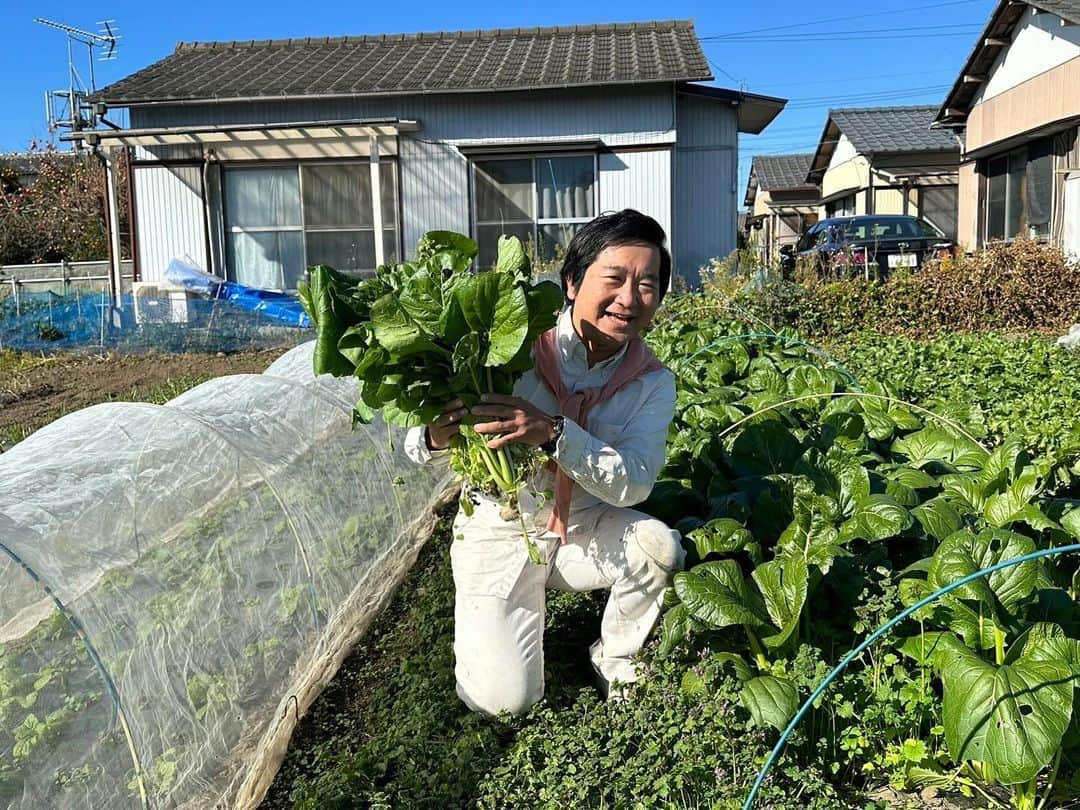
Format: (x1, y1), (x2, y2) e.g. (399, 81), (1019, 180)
(35, 18), (120, 133)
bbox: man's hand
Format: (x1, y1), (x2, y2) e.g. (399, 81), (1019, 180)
(425, 399), (468, 451)
(471, 393), (557, 451)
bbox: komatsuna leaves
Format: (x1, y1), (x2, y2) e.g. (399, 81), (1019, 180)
(841, 494), (913, 543)
(741, 675), (799, 732)
(302, 265), (362, 376)
(728, 421), (803, 478)
(686, 518), (756, 560)
(455, 272), (531, 366)
(928, 528), (1038, 614)
(657, 603), (703, 658)
(776, 479), (842, 571)
(370, 293), (441, 358)
(911, 498), (964, 543)
(794, 447), (870, 518)
(673, 560), (769, 630)
(752, 556), (809, 650)
(494, 234), (530, 277)
(939, 637), (1074, 784)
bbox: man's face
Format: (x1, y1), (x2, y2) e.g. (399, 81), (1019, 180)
(566, 242), (662, 363)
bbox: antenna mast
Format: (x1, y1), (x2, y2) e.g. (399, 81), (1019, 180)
(35, 17), (120, 134)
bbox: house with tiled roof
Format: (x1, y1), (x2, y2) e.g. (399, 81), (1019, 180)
(743, 153), (820, 266)
(806, 106), (960, 239)
(65, 20), (785, 290)
(933, 0), (1080, 252)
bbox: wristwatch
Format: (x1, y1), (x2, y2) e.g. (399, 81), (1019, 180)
(541, 415), (565, 455)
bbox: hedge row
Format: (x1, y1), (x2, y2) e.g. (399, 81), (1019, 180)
(705, 240), (1080, 337)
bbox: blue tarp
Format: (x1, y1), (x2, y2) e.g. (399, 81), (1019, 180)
(164, 259), (312, 328)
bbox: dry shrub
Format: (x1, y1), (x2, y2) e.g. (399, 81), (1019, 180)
(719, 239), (1080, 337)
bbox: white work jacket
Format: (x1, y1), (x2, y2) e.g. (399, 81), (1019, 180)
(404, 307), (676, 515)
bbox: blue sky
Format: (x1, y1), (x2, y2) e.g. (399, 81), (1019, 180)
(3, 0), (996, 203)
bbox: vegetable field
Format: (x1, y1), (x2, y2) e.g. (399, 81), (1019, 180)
(269, 294), (1080, 810)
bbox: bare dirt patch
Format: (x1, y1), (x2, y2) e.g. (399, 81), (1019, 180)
(0, 348), (286, 451)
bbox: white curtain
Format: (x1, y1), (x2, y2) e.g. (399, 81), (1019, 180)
(537, 156), (594, 220)
(1064, 172), (1080, 260)
(224, 168), (303, 289)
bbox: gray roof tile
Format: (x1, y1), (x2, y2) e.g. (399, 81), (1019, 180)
(1032, 1), (1080, 24)
(753, 153), (817, 191)
(97, 20), (712, 105)
(830, 106), (959, 154)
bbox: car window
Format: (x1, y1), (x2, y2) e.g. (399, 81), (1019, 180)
(914, 218), (944, 238)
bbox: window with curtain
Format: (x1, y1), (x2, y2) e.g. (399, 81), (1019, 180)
(981, 138), (1054, 243)
(473, 154), (596, 267)
(224, 161), (398, 290)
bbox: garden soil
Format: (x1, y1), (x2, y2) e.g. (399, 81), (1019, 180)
(0, 349), (280, 451)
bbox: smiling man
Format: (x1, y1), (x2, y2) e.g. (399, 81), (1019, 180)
(405, 209), (681, 715)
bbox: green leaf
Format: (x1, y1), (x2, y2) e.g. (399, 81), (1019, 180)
(494, 234), (530, 276)
(843, 494), (913, 542)
(939, 639), (1074, 784)
(741, 675), (798, 732)
(711, 652), (753, 682)
(1059, 506), (1080, 541)
(370, 293), (440, 357)
(417, 230), (478, 263)
(673, 560), (769, 630)
(928, 528), (1038, 614)
(892, 426), (986, 471)
(795, 447), (870, 518)
(776, 480), (842, 571)
(752, 556), (809, 649)
(657, 604), (696, 657)
(687, 518), (756, 559)
(911, 498), (964, 542)
(897, 631), (962, 666)
(728, 421), (803, 478)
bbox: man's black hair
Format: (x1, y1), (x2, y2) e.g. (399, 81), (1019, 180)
(559, 209), (672, 303)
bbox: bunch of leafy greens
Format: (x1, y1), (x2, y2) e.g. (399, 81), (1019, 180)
(299, 231), (564, 561)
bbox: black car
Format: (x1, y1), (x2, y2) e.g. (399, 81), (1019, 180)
(780, 215), (953, 278)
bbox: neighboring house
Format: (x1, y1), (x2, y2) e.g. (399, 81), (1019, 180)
(806, 106), (961, 239)
(743, 153), (820, 266)
(67, 20), (785, 291)
(933, 0), (1080, 252)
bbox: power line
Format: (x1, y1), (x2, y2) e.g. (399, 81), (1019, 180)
(749, 65), (961, 90)
(698, 0), (988, 39)
(712, 30), (980, 43)
(703, 22), (980, 41)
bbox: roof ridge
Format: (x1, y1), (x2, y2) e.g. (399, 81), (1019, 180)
(174, 19), (695, 51)
(828, 104), (939, 114)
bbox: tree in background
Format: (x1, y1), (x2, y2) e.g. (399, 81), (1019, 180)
(0, 142), (130, 265)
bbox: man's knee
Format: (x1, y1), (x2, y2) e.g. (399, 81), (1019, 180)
(456, 664), (543, 716)
(627, 518), (684, 574)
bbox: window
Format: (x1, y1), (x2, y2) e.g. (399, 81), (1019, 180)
(982, 138), (1053, 242)
(472, 155), (596, 266)
(825, 193), (856, 218)
(224, 161), (398, 290)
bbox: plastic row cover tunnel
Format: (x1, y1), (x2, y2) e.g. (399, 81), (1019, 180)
(0, 342), (453, 809)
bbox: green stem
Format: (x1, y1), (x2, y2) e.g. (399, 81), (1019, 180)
(994, 626), (1006, 667)
(519, 510), (542, 565)
(745, 627), (770, 672)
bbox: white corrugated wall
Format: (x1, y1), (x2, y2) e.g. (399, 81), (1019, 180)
(124, 85), (748, 280)
(599, 148), (673, 248)
(133, 165), (208, 282)
(674, 94), (739, 285)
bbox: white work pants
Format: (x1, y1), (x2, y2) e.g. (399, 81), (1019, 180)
(449, 494), (683, 716)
